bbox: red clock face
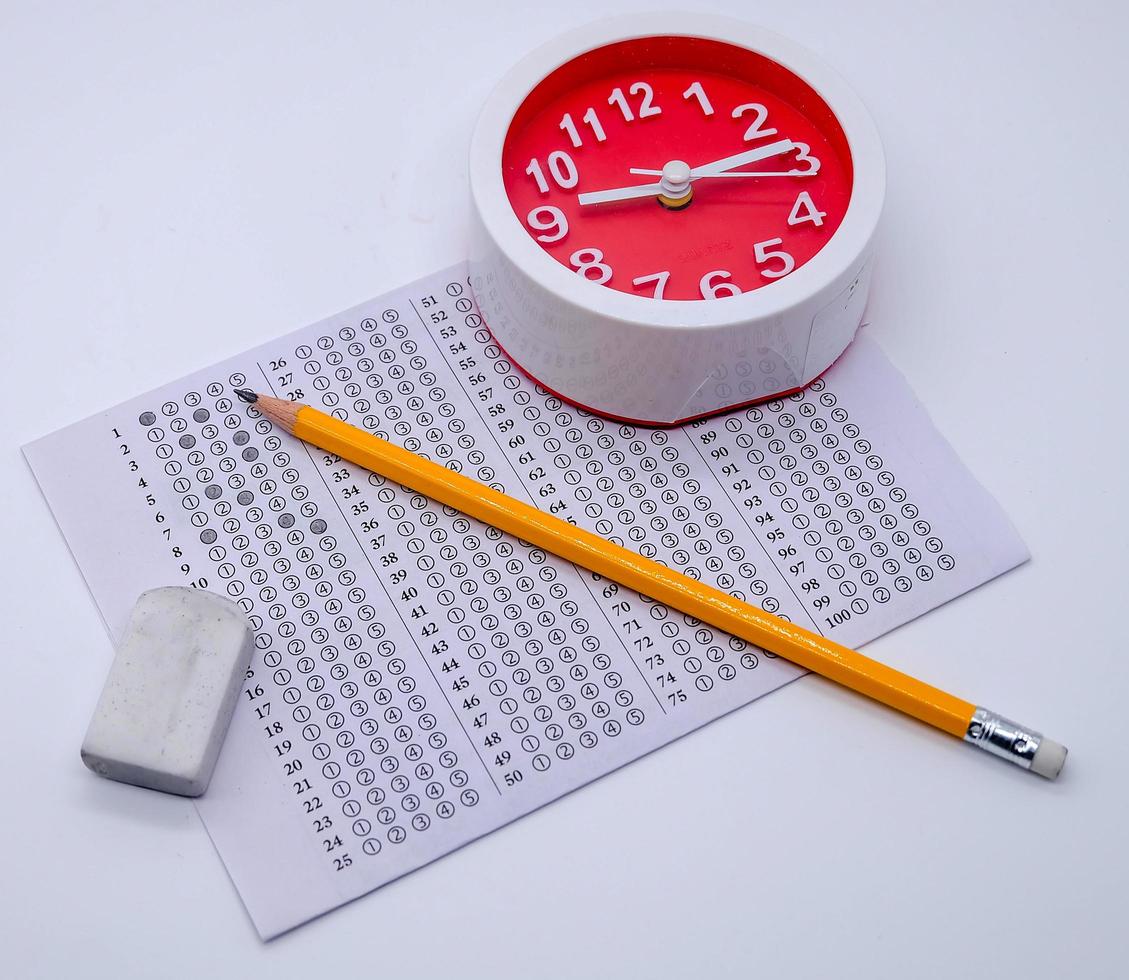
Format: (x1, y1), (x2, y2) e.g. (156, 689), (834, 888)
(502, 36), (854, 301)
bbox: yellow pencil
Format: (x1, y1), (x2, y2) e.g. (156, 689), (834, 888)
(236, 390), (1066, 779)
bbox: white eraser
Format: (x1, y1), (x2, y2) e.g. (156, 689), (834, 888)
(1030, 737), (1068, 780)
(81, 587), (253, 797)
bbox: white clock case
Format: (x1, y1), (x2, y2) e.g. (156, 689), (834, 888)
(468, 14), (885, 425)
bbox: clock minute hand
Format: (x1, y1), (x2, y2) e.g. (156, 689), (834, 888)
(688, 138), (796, 177)
(630, 169), (815, 178)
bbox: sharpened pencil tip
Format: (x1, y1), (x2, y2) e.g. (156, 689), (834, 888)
(234, 389), (258, 404)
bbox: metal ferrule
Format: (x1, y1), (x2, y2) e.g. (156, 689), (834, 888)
(963, 707), (1042, 769)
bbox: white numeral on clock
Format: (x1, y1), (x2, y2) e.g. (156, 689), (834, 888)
(526, 206), (569, 243)
(570, 248), (612, 284)
(700, 270), (741, 298)
(790, 142), (821, 176)
(526, 151), (579, 193)
(753, 238), (795, 279)
(682, 81), (714, 116)
(559, 109), (607, 148)
(632, 270), (670, 299)
(608, 81), (663, 122)
(732, 102), (778, 141)
(559, 113), (582, 149)
(582, 107), (607, 142)
(787, 191), (826, 227)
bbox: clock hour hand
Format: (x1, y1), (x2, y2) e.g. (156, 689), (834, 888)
(577, 180), (669, 206)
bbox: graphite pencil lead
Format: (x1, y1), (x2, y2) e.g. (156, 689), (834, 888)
(234, 389), (258, 404)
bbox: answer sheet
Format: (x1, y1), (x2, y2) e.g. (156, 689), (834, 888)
(26, 264), (1027, 937)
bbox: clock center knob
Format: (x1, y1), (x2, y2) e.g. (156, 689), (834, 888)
(658, 160), (692, 210)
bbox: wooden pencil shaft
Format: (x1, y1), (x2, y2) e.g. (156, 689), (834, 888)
(261, 398), (976, 738)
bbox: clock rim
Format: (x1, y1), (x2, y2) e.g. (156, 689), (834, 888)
(469, 13), (885, 330)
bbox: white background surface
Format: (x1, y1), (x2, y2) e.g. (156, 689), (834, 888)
(2, 2), (1126, 977)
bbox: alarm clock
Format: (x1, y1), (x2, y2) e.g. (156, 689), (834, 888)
(468, 14), (884, 425)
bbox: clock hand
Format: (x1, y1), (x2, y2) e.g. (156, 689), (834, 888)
(578, 139), (801, 207)
(687, 138), (796, 176)
(577, 180), (669, 206)
(629, 168), (816, 178)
